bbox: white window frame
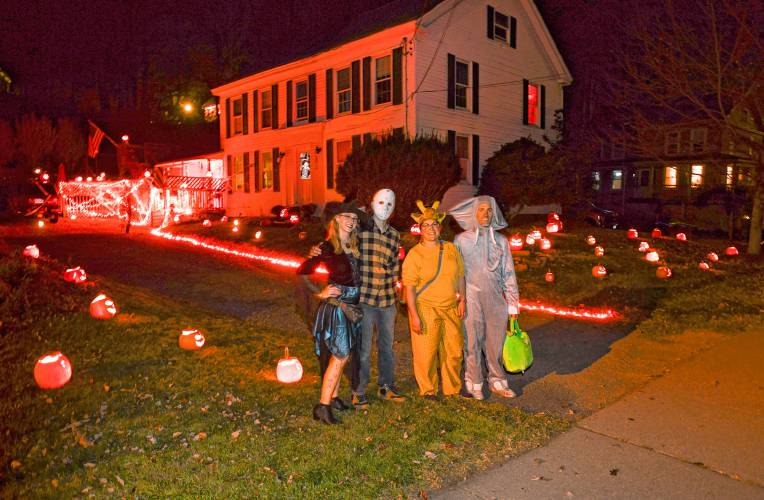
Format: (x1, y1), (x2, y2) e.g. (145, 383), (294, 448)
(611, 169), (623, 191)
(261, 151), (273, 190)
(665, 131), (680, 155)
(691, 128), (707, 153)
(526, 82), (541, 126)
(455, 134), (470, 181)
(374, 55), (392, 106)
(232, 154), (244, 191)
(493, 9), (510, 42)
(454, 59), (469, 110)
(232, 97), (243, 135)
(665, 165), (678, 188)
(295, 80), (309, 122)
(261, 89), (272, 129)
(336, 67), (352, 115)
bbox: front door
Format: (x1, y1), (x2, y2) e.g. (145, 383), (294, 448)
(294, 145), (314, 205)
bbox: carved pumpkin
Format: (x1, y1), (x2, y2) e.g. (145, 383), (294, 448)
(179, 329), (205, 350)
(63, 266), (87, 284)
(233, 219), (239, 226)
(656, 266), (672, 279)
(645, 250), (660, 263)
(530, 229), (542, 240)
(37, 220), (45, 228)
(698, 262), (710, 270)
(638, 241), (650, 252)
(23, 245), (40, 259)
(592, 265), (607, 278)
(202, 219), (212, 227)
(510, 235), (523, 251)
(539, 238), (552, 251)
(545, 222), (559, 234)
(725, 246), (738, 256)
(90, 294), (117, 319)
(410, 224), (421, 236)
(627, 228), (639, 239)
(298, 231), (308, 240)
(220, 215), (228, 222)
(254, 230), (263, 240)
(676, 232), (687, 241)
(276, 347), (303, 384)
(544, 271), (555, 283)
(706, 252), (719, 262)
(34, 352), (72, 389)
(651, 228), (662, 238)
(586, 235), (596, 246)
(232, 226), (239, 233)
(547, 212), (560, 222)
(525, 234), (536, 246)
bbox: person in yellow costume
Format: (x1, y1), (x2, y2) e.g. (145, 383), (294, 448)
(402, 201), (466, 399)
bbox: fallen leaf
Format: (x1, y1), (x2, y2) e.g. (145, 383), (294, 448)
(365, 436), (373, 443)
(103, 384), (110, 392)
(147, 435), (156, 444)
(78, 435), (93, 448)
(51, 479), (59, 488)
(566, 491), (574, 497)
(99, 478), (108, 485)
(172, 432), (182, 439)
(403, 432), (409, 439)
(424, 451), (437, 459)
(231, 430), (241, 440)
(10, 460), (22, 471)
(115, 475), (125, 486)
(84, 462), (96, 469)
(194, 432), (207, 441)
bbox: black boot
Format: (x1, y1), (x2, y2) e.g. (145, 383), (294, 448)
(330, 397), (349, 411)
(312, 403), (340, 424)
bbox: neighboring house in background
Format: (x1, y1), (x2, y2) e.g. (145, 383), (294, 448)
(153, 152), (227, 217)
(212, 0), (571, 216)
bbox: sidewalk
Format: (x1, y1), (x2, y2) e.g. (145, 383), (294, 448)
(435, 329), (764, 499)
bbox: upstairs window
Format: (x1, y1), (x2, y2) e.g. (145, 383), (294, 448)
(691, 128), (707, 153)
(493, 11), (509, 42)
(665, 166), (678, 188)
(611, 170), (623, 190)
(261, 151), (273, 190)
(295, 81), (308, 122)
(232, 98), (243, 135)
(337, 67), (352, 114)
(691, 164), (704, 187)
(455, 60), (469, 109)
(665, 131), (680, 155)
(526, 82), (540, 126)
(261, 89), (272, 129)
(375, 56), (392, 105)
(592, 171), (601, 191)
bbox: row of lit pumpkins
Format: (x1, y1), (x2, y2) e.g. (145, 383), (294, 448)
(23, 245), (304, 388)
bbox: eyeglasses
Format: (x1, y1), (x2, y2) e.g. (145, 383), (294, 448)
(339, 214), (359, 223)
(420, 222), (440, 230)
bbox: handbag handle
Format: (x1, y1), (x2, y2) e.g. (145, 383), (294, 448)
(509, 317), (521, 336)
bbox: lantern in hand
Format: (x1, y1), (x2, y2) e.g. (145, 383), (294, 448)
(651, 228), (662, 238)
(725, 246), (738, 256)
(586, 235), (596, 246)
(592, 265), (607, 278)
(510, 235), (523, 251)
(90, 294), (117, 319)
(34, 352), (72, 389)
(656, 266), (672, 279)
(23, 245), (40, 259)
(179, 329), (205, 350)
(276, 347), (303, 384)
(627, 228), (639, 239)
(63, 266), (87, 283)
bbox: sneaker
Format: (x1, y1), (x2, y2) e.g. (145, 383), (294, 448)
(378, 385), (406, 402)
(468, 382), (485, 400)
(351, 393), (369, 410)
(490, 381), (517, 398)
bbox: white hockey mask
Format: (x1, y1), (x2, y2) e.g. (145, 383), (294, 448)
(371, 189), (395, 221)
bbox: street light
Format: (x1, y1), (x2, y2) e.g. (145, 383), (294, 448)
(181, 102), (194, 114)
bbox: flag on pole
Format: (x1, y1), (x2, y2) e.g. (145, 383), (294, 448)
(88, 120), (106, 158)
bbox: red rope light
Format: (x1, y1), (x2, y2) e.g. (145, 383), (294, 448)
(519, 302), (618, 320)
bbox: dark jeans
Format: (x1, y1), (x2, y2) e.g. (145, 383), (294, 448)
(351, 303), (397, 396)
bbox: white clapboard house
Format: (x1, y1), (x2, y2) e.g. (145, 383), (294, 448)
(212, 0), (571, 216)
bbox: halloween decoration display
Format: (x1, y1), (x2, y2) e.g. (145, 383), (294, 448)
(525, 234), (536, 246)
(530, 229), (542, 240)
(539, 238), (552, 251)
(656, 266), (672, 279)
(23, 245), (40, 259)
(276, 347), (303, 384)
(34, 352), (72, 389)
(546, 222), (560, 234)
(90, 294), (117, 319)
(592, 265), (607, 278)
(63, 267), (87, 283)
(179, 329), (205, 350)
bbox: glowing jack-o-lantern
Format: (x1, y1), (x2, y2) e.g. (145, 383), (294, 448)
(651, 228), (662, 238)
(539, 238), (552, 251)
(586, 235), (596, 246)
(221, 215), (229, 222)
(525, 234), (536, 246)
(254, 230), (263, 240)
(179, 329), (205, 350)
(676, 232), (687, 241)
(544, 271), (555, 283)
(37, 220), (45, 228)
(592, 265), (607, 278)
(232, 226), (239, 233)
(510, 235), (523, 251)
(594, 245), (605, 257)
(298, 231), (308, 240)
(63, 266), (87, 283)
(34, 352), (72, 389)
(725, 246), (738, 256)
(706, 252), (719, 262)
(547, 212), (560, 223)
(638, 241), (650, 252)
(530, 229), (542, 240)
(627, 228), (639, 239)
(202, 219), (212, 227)
(656, 266), (672, 279)
(90, 294), (117, 319)
(233, 219), (239, 226)
(410, 224), (421, 236)
(645, 250), (660, 263)
(699, 261), (710, 270)
(546, 222), (560, 234)
(23, 245), (40, 259)
(276, 347), (303, 384)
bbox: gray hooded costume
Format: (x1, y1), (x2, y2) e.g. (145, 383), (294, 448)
(450, 196), (519, 394)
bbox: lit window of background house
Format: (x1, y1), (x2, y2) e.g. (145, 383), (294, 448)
(375, 56), (391, 105)
(454, 60), (469, 109)
(526, 82), (540, 126)
(592, 171), (601, 191)
(690, 164), (704, 187)
(261, 151), (273, 189)
(611, 169), (623, 190)
(232, 98), (243, 135)
(295, 81), (308, 121)
(726, 165), (734, 187)
(261, 89), (272, 128)
(336, 67), (351, 114)
(665, 166), (678, 187)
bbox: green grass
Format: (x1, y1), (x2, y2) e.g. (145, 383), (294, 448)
(0, 253), (567, 497)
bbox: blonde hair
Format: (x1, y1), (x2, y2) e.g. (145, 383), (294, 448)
(327, 216), (360, 257)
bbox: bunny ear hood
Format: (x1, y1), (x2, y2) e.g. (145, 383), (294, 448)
(448, 195), (508, 231)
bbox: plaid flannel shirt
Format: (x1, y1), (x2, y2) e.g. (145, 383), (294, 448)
(358, 223), (400, 308)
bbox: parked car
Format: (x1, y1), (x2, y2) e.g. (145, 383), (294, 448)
(585, 203), (621, 229)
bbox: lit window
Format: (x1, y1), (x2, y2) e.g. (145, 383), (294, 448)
(295, 81), (308, 121)
(337, 68), (351, 114)
(738, 167), (753, 186)
(726, 165), (734, 187)
(336, 140), (352, 172)
(665, 131), (680, 155)
(691, 128), (707, 153)
(375, 56), (391, 105)
(261, 89), (272, 129)
(665, 166), (678, 187)
(611, 170), (623, 190)
(526, 83), (540, 126)
(592, 171), (601, 191)
(493, 11), (509, 42)
(691, 164), (704, 187)
(455, 60), (469, 109)
(232, 98), (243, 135)
(261, 151), (273, 190)
(456, 135), (469, 181)
(232, 155), (244, 191)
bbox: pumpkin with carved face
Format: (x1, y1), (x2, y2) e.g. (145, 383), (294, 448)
(63, 266), (87, 284)
(546, 222), (559, 234)
(594, 246), (605, 257)
(34, 352), (72, 389)
(539, 238), (552, 251)
(179, 329), (205, 350)
(656, 266), (672, 279)
(90, 294), (117, 319)
(23, 245), (40, 259)
(651, 228), (662, 238)
(544, 271), (555, 283)
(676, 233), (687, 241)
(627, 228), (638, 239)
(510, 235), (523, 251)
(586, 235), (596, 246)
(592, 265), (607, 278)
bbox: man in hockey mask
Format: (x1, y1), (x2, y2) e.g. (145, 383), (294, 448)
(450, 196), (519, 399)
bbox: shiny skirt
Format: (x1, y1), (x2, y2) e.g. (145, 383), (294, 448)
(312, 284), (360, 360)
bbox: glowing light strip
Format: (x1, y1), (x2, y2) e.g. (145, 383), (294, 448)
(150, 228), (327, 274)
(150, 229), (618, 320)
(59, 179), (161, 226)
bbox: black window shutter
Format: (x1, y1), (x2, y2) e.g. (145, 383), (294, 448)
(226, 154), (232, 177)
(510, 16), (517, 48)
(308, 73), (316, 122)
(272, 147), (280, 192)
(540, 84), (546, 129)
(363, 132), (372, 143)
(392, 47), (403, 105)
(326, 139), (334, 189)
(447, 130), (456, 153)
(447, 53), (455, 109)
(252, 90), (259, 133)
(243, 152), (250, 192)
(472, 134), (480, 186)
(362, 56), (372, 111)
(225, 98), (231, 138)
(487, 5), (495, 39)
(352, 134), (362, 151)
(351, 60), (361, 114)
(254, 151), (260, 192)
(286, 81), (293, 127)
(522, 79), (529, 125)
(271, 84), (279, 129)
(242, 93), (249, 135)
(472, 62), (479, 115)
(326, 69), (334, 119)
